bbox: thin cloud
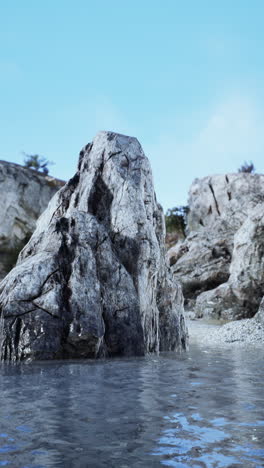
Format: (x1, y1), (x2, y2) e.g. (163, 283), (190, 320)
(196, 96), (263, 158)
(146, 95), (264, 210)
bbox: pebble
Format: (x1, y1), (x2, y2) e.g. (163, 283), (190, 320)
(186, 316), (264, 347)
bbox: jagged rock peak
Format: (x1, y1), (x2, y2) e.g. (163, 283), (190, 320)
(0, 131), (187, 361)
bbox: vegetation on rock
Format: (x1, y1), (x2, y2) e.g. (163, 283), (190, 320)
(238, 161), (255, 173)
(165, 206), (189, 236)
(23, 153), (54, 175)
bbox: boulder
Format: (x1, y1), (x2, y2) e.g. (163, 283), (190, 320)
(168, 221), (231, 302)
(255, 297), (264, 326)
(195, 204), (264, 319)
(169, 173), (264, 315)
(0, 161), (64, 279)
(0, 132), (187, 361)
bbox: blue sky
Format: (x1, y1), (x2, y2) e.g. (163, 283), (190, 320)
(1, 0), (264, 210)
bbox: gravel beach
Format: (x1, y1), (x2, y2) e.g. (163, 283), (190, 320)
(187, 315), (264, 348)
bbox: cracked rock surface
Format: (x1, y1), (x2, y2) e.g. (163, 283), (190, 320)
(168, 174), (264, 319)
(0, 132), (187, 361)
(187, 173), (264, 233)
(0, 161), (64, 280)
(195, 204), (264, 320)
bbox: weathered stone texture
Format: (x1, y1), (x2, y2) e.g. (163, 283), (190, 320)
(0, 132), (187, 361)
(256, 297), (264, 326)
(168, 173), (264, 319)
(0, 161), (63, 279)
(195, 204), (264, 319)
(187, 173), (264, 233)
(168, 222), (231, 301)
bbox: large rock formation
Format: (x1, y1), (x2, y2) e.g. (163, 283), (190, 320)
(168, 173), (264, 319)
(187, 173), (264, 233)
(0, 132), (187, 361)
(168, 221), (232, 303)
(0, 161), (64, 280)
(195, 204), (264, 319)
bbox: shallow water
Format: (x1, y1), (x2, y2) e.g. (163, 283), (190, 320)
(0, 343), (264, 468)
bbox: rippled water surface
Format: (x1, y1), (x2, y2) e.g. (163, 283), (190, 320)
(0, 344), (264, 468)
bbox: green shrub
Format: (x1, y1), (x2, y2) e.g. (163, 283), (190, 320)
(238, 161), (255, 173)
(23, 153), (54, 175)
(165, 206), (189, 236)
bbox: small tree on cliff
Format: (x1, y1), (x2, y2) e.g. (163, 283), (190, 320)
(165, 205), (189, 236)
(23, 153), (54, 175)
(238, 161), (255, 173)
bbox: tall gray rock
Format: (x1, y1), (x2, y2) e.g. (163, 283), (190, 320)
(0, 161), (64, 279)
(168, 173), (264, 317)
(0, 132), (187, 361)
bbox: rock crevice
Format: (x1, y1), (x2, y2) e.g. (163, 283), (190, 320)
(168, 173), (264, 320)
(0, 132), (187, 361)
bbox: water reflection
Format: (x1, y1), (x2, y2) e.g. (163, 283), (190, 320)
(152, 346), (264, 467)
(0, 344), (263, 467)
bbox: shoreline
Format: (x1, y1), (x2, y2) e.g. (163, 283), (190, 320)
(186, 315), (264, 348)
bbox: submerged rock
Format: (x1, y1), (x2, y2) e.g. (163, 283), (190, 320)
(0, 160), (64, 280)
(0, 132), (187, 361)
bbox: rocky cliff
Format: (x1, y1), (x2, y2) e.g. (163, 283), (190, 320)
(195, 203), (264, 319)
(168, 173), (264, 320)
(0, 161), (64, 279)
(187, 174), (264, 232)
(0, 132), (187, 361)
